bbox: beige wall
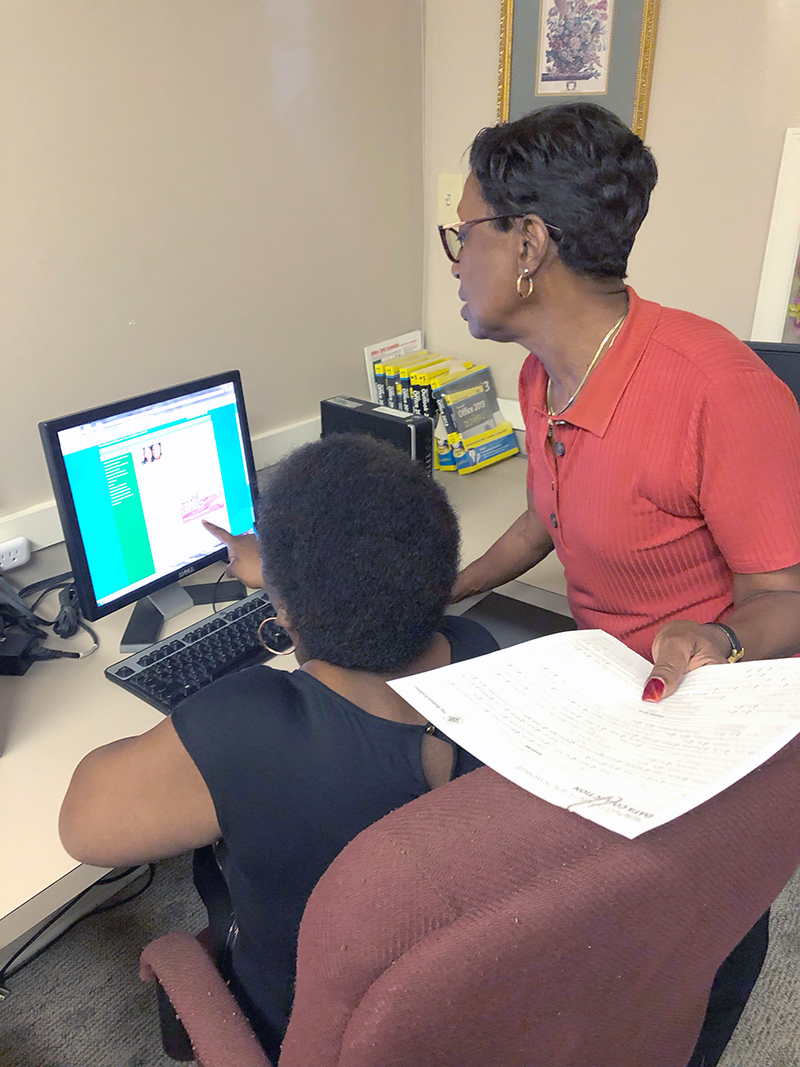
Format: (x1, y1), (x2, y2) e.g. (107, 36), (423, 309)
(5, 0), (799, 523)
(0, 0), (423, 519)
(423, 0), (800, 399)
(423, 0), (502, 378)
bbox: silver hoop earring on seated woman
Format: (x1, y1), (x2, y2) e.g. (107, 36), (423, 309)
(516, 271), (533, 299)
(258, 617), (296, 656)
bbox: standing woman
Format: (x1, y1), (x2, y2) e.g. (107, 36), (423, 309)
(444, 103), (800, 1066)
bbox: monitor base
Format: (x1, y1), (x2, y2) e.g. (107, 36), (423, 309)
(119, 580), (247, 653)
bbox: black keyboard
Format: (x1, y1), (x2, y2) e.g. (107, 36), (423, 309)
(105, 591), (293, 713)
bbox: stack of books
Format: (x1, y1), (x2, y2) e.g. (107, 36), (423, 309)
(371, 351), (518, 475)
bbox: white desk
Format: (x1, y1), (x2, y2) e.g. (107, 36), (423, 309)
(0, 455), (567, 954)
(0, 576), (302, 955)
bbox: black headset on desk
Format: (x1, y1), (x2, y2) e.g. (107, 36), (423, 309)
(0, 573), (97, 671)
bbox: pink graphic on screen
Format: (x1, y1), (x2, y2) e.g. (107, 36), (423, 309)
(180, 493), (225, 523)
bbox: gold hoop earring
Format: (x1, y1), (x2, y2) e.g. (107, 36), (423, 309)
(516, 271), (533, 299)
(258, 616), (296, 656)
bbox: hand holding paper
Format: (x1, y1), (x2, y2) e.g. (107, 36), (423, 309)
(389, 630), (800, 839)
(642, 619), (736, 702)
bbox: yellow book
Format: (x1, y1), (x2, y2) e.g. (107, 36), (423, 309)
(382, 351), (432, 409)
(373, 362), (387, 406)
(430, 365), (483, 471)
(409, 359), (454, 416)
(438, 365), (519, 474)
(397, 355), (445, 412)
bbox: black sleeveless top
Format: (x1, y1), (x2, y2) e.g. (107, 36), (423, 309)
(171, 615), (498, 1059)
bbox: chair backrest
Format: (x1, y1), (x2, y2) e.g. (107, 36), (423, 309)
(747, 340), (800, 405)
(278, 739), (800, 1067)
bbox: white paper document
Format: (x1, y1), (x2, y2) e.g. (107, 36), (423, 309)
(363, 330), (423, 402)
(389, 630), (800, 839)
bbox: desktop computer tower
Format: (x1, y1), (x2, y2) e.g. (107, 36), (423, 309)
(320, 396), (434, 475)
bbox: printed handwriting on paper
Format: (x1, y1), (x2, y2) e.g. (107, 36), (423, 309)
(390, 630), (800, 839)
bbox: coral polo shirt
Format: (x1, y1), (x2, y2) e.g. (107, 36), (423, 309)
(519, 288), (800, 660)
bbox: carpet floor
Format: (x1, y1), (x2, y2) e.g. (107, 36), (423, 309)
(0, 854), (204, 1067)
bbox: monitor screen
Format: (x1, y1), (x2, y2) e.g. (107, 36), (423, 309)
(40, 371), (257, 622)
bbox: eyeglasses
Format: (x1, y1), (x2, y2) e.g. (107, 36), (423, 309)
(437, 214), (563, 264)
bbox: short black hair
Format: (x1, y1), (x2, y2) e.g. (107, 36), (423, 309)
(257, 434), (460, 673)
(469, 102), (658, 278)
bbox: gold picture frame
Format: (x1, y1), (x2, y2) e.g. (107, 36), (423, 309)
(498, 0), (660, 139)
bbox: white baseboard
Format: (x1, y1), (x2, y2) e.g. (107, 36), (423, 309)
(0, 501), (59, 553)
(251, 415), (320, 470)
(2, 405), (522, 552)
(0, 417), (322, 552)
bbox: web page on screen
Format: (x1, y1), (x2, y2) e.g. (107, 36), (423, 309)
(58, 384), (253, 606)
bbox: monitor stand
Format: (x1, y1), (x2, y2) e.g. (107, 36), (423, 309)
(119, 580), (246, 653)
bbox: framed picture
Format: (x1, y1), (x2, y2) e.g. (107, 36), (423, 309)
(498, 0), (660, 138)
(751, 129), (800, 343)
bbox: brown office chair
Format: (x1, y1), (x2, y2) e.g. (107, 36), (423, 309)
(141, 739), (800, 1067)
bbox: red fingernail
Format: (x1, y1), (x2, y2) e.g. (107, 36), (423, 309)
(642, 678), (665, 703)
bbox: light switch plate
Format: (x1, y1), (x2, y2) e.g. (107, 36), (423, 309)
(437, 173), (464, 227)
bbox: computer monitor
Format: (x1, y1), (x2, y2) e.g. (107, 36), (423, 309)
(40, 371), (258, 651)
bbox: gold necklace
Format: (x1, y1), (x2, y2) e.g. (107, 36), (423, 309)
(546, 307), (628, 418)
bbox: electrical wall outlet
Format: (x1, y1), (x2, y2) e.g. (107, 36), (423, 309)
(0, 536), (31, 571)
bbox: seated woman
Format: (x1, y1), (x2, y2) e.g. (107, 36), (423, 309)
(59, 433), (497, 1061)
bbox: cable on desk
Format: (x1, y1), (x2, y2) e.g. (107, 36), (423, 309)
(19, 571), (74, 603)
(0, 864), (156, 997)
(211, 567), (230, 614)
(16, 573), (98, 659)
(26, 617), (99, 660)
